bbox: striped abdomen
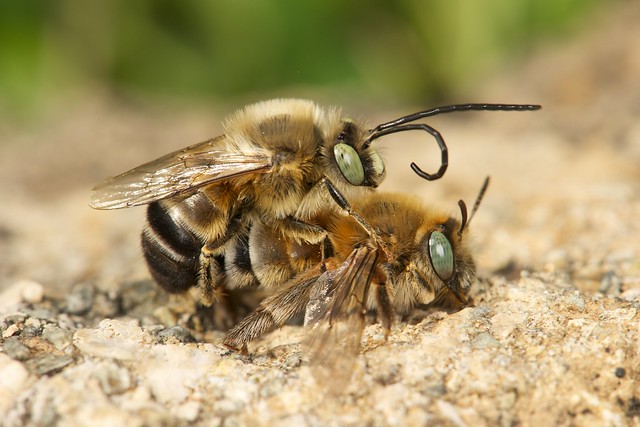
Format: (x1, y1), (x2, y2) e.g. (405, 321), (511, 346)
(141, 201), (204, 293)
(140, 189), (251, 296)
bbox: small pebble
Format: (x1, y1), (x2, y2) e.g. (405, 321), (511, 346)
(120, 280), (160, 312)
(24, 308), (57, 322)
(599, 271), (622, 296)
(615, 367), (626, 378)
(566, 292), (585, 311)
(64, 282), (95, 315)
(73, 319), (151, 360)
(471, 332), (501, 349)
(157, 326), (196, 344)
(25, 317), (42, 328)
(2, 324), (20, 338)
(21, 280), (45, 304)
(2, 336), (31, 361)
(0, 280), (44, 312)
(620, 288), (640, 301)
(153, 306), (179, 327)
(92, 361), (132, 395)
(26, 354), (74, 376)
(91, 292), (121, 318)
(174, 401), (201, 422)
(42, 325), (74, 351)
(283, 352), (303, 369)
(21, 324), (43, 338)
(0, 354), (30, 416)
(4, 313), (27, 324)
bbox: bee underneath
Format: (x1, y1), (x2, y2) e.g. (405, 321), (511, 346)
(223, 177), (490, 352)
(89, 98), (537, 316)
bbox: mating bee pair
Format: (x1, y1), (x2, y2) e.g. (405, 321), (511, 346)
(90, 99), (539, 351)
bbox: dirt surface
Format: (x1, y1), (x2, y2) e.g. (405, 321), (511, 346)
(2, 3), (640, 426)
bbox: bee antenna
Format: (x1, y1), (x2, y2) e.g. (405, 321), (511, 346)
(367, 123), (448, 181)
(457, 200), (468, 237)
(458, 176), (490, 237)
(367, 103), (541, 182)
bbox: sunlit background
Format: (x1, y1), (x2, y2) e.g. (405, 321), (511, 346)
(0, 0), (602, 120)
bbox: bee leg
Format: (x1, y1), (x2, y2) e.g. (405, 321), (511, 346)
(223, 265), (324, 350)
(321, 178), (392, 260)
(276, 216), (327, 244)
(247, 221), (297, 289)
(197, 216), (246, 306)
(320, 237), (333, 272)
(373, 267), (393, 340)
(321, 178), (372, 235)
(198, 247), (225, 306)
(197, 244), (262, 330)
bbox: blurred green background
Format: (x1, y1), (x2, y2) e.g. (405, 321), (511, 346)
(0, 0), (602, 119)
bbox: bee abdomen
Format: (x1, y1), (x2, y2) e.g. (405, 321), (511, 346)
(142, 201), (203, 293)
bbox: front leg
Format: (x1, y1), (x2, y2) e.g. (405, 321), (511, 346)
(277, 175), (377, 247)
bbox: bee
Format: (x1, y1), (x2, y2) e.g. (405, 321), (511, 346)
(90, 98), (537, 310)
(223, 177), (490, 355)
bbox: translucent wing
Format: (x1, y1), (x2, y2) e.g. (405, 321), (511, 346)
(90, 136), (272, 209)
(305, 246), (380, 393)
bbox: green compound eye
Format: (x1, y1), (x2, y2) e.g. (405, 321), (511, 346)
(370, 150), (385, 176)
(428, 231), (454, 281)
(334, 143), (365, 185)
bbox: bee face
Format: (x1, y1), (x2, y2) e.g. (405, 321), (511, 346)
(324, 119), (386, 190)
(408, 216), (476, 309)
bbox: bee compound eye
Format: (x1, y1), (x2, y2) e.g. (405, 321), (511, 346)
(370, 150), (385, 176)
(428, 231), (454, 281)
(334, 143), (365, 185)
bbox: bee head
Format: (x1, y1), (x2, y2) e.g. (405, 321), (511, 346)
(415, 216), (473, 308)
(328, 119), (386, 189)
(416, 177), (490, 307)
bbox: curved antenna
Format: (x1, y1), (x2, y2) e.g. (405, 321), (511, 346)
(367, 103), (541, 182)
(367, 123), (448, 181)
(458, 176), (491, 237)
(458, 200), (469, 237)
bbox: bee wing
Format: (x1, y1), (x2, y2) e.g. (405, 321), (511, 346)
(305, 246), (379, 393)
(89, 136), (272, 209)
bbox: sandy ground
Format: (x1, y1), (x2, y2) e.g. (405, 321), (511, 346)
(1, 3), (640, 426)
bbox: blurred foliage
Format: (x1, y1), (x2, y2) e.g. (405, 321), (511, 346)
(0, 0), (602, 117)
